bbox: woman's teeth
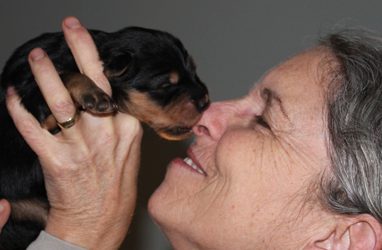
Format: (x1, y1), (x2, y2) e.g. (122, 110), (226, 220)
(184, 157), (205, 175)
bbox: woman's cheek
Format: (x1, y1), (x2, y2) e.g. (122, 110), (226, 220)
(216, 129), (308, 196)
(215, 129), (270, 180)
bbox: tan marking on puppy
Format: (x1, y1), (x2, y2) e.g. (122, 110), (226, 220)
(41, 114), (58, 131)
(157, 129), (193, 141)
(121, 90), (202, 140)
(64, 73), (115, 114)
(169, 71), (180, 85)
(64, 73), (98, 103)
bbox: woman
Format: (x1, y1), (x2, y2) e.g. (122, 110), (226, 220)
(1, 17), (382, 249)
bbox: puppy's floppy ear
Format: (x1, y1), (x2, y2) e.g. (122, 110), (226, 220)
(104, 51), (134, 77)
(311, 214), (382, 250)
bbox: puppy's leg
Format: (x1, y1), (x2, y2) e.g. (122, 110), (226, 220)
(62, 73), (116, 114)
(41, 73), (116, 132)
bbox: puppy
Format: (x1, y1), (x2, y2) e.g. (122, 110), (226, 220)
(0, 27), (209, 250)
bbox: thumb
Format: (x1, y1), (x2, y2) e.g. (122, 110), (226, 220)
(0, 199), (11, 231)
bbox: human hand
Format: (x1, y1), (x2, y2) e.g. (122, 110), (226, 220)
(6, 17), (142, 250)
(0, 199), (11, 234)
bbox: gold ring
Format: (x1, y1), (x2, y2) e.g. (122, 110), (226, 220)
(57, 114), (77, 129)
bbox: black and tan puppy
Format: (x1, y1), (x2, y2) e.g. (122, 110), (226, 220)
(0, 27), (209, 250)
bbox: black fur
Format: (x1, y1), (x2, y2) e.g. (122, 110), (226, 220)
(0, 27), (209, 250)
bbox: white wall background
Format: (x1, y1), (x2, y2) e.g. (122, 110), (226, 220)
(1, 1), (382, 249)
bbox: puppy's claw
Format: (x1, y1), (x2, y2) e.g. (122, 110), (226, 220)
(82, 95), (96, 110)
(96, 97), (112, 112)
(80, 92), (115, 114)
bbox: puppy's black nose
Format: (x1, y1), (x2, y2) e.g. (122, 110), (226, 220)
(194, 95), (210, 112)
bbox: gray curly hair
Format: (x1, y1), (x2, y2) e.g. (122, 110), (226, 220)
(320, 30), (382, 223)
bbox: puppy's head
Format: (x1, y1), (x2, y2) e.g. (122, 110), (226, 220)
(104, 27), (210, 140)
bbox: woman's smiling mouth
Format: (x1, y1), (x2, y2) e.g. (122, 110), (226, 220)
(183, 157), (206, 175)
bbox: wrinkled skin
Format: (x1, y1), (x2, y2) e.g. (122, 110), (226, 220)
(4, 17), (143, 249)
(149, 48), (337, 249)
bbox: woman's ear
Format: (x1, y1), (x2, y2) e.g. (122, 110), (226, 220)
(0, 199), (11, 232)
(312, 214), (382, 250)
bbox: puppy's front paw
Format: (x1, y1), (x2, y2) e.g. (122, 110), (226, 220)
(63, 73), (117, 115)
(80, 91), (116, 114)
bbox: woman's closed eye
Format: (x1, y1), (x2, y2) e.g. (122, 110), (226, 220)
(255, 115), (271, 129)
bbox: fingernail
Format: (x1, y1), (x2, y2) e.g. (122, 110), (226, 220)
(29, 48), (45, 61)
(64, 17), (81, 29)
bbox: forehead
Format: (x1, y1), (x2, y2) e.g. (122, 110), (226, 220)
(253, 48), (337, 135)
(262, 48), (332, 90)
(257, 48), (334, 111)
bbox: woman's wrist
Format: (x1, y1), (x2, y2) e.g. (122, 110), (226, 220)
(45, 219), (98, 249)
(45, 215), (123, 250)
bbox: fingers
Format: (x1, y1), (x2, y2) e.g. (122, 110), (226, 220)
(114, 114), (142, 183)
(5, 87), (52, 156)
(62, 17), (111, 95)
(28, 48), (78, 130)
(62, 16), (113, 130)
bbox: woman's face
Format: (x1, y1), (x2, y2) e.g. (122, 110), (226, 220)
(149, 48), (335, 249)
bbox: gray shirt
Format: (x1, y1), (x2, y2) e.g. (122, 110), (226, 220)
(27, 231), (87, 250)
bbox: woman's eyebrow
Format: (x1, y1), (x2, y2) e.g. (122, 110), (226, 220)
(261, 88), (290, 121)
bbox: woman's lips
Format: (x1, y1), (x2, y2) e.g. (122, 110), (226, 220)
(185, 148), (207, 176)
(170, 158), (206, 176)
(169, 148), (207, 176)
(183, 157), (206, 175)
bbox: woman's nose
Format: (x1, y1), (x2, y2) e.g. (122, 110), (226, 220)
(192, 100), (244, 140)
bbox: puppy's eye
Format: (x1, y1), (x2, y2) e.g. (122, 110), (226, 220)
(255, 115), (270, 129)
(159, 82), (172, 89)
